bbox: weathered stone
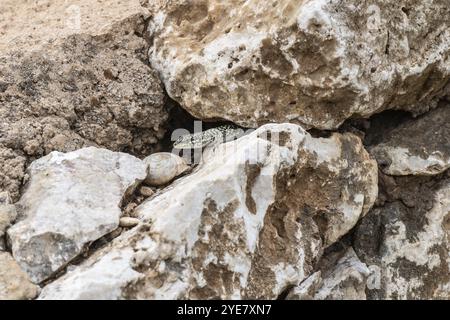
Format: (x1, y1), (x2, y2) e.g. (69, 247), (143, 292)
(39, 123), (377, 299)
(0, 252), (39, 300)
(7, 147), (147, 283)
(143, 152), (190, 186)
(370, 105), (450, 176)
(0, 0), (167, 201)
(288, 247), (370, 300)
(354, 174), (450, 299)
(146, 0), (450, 130)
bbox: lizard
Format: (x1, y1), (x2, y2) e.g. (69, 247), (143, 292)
(173, 124), (245, 149)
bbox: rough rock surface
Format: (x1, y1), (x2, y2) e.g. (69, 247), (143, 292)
(38, 123), (377, 299)
(7, 147), (147, 284)
(287, 247), (370, 300)
(354, 173), (450, 299)
(146, 0), (450, 130)
(369, 105), (450, 176)
(0, 252), (39, 300)
(0, 0), (167, 201)
(352, 102), (450, 299)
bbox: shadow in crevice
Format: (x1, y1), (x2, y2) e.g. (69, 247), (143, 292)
(307, 128), (333, 139)
(159, 97), (239, 152)
(158, 98), (198, 152)
(333, 110), (413, 147)
(361, 110), (414, 147)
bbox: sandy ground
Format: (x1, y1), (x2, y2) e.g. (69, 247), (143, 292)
(0, 0), (146, 51)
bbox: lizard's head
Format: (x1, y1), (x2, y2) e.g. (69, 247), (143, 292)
(173, 134), (197, 149)
(173, 125), (246, 149)
(173, 131), (211, 149)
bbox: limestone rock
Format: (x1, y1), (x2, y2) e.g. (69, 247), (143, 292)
(354, 174), (450, 299)
(7, 147), (147, 284)
(143, 152), (190, 186)
(287, 248), (370, 300)
(0, 252), (39, 300)
(146, 0), (450, 130)
(370, 105), (450, 176)
(0, 0), (167, 201)
(39, 123), (377, 299)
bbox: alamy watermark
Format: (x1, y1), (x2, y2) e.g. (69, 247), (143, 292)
(169, 121), (287, 168)
(65, 3), (81, 31)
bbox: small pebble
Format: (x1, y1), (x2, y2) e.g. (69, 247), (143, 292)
(139, 186), (155, 197)
(143, 152), (189, 186)
(119, 217), (140, 228)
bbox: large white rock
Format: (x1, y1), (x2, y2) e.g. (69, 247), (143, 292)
(7, 147), (147, 283)
(39, 124), (377, 299)
(146, 0), (450, 130)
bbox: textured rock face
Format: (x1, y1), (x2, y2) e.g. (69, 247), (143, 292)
(287, 247), (370, 300)
(355, 175), (449, 299)
(38, 123), (377, 299)
(351, 103), (450, 299)
(0, 252), (39, 300)
(7, 147), (147, 284)
(369, 106), (450, 176)
(146, 0), (450, 129)
(0, 0), (167, 201)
